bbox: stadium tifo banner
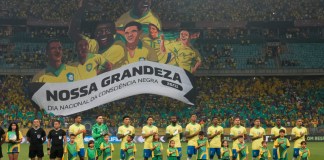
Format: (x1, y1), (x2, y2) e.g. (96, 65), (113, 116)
(30, 61), (196, 115)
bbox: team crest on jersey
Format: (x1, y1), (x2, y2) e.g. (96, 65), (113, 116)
(66, 73), (74, 82)
(139, 57), (145, 61)
(37, 134), (41, 139)
(86, 63), (93, 72)
(157, 39), (161, 44)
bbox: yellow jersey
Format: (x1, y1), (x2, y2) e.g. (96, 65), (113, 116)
(102, 40), (158, 69)
(167, 41), (201, 72)
(165, 124), (183, 148)
(230, 125), (247, 149)
(249, 127), (265, 150)
(117, 125), (135, 148)
(141, 125), (158, 149)
(68, 123), (86, 148)
(207, 125), (224, 148)
(185, 122), (201, 146)
(32, 64), (80, 83)
(270, 126), (286, 148)
(82, 35), (100, 54)
(115, 10), (162, 33)
(291, 126), (308, 148)
(142, 35), (176, 64)
(70, 53), (107, 80)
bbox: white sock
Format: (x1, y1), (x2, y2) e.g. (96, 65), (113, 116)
(187, 158), (191, 160)
(292, 158), (296, 160)
(252, 158), (256, 160)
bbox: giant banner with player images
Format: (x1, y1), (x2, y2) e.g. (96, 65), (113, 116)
(30, 61), (196, 115)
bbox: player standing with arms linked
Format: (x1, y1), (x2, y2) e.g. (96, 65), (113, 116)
(92, 115), (109, 158)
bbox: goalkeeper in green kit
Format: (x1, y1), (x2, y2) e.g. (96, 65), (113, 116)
(92, 115), (109, 157)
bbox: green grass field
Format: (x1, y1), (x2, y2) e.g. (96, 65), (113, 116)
(1, 142), (323, 160)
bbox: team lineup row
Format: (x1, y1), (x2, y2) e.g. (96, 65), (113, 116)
(0, 114), (310, 160)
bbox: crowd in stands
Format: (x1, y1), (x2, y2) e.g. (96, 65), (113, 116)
(0, 75), (323, 134)
(1, 0), (324, 21)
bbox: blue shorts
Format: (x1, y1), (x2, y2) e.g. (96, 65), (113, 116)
(252, 150), (260, 158)
(293, 148), (300, 157)
(232, 149), (237, 159)
(143, 149), (152, 158)
(78, 148), (85, 157)
(272, 148), (278, 160)
(209, 148), (221, 158)
(177, 147), (182, 159)
(120, 149), (125, 159)
(187, 146), (197, 156)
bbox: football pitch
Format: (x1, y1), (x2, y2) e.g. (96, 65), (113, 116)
(1, 142), (323, 160)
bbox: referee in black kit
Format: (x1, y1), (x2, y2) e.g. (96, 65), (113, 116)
(47, 120), (66, 160)
(26, 119), (47, 160)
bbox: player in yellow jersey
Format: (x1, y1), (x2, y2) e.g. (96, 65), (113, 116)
(142, 116), (158, 160)
(207, 117), (224, 160)
(68, 0), (116, 55)
(142, 23), (175, 64)
(165, 30), (202, 73)
(103, 21), (158, 69)
(70, 39), (111, 80)
(249, 118), (265, 160)
(291, 119), (308, 160)
(32, 40), (80, 83)
(117, 116), (135, 160)
(115, 0), (161, 37)
(230, 117), (247, 160)
(185, 114), (202, 160)
(271, 117), (286, 160)
(68, 115), (86, 160)
(165, 116), (183, 160)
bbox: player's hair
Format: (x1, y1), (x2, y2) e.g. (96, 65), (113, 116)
(297, 118), (302, 121)
(70, 134), (76, 137)
(123, 116), (130, 120)
(169, 140), (175, 147)
(234, 117), (240, 120)
(191, 113), (197, 117)
(88, 140), (95, 147)
(212, 117), (218, 120)
(96, 115), (103, 119)
(276, 116), (281, 120)
(170, 115), (177, 119)
(180, 29), (191, 36)
(237, 135), (244, 139)
(254, 118), (260, 121)
(153, 133), (159, 141)
(198, 131), (204, 136)
(54, 120), (61, 124)
(301, 141), (307, 145)
(148, 23), (159, 31)
(104, 133), (110, 137)
(8, 122), (20, 140)
(221, 140), (229, 147)
(96, 20), (116, 34)
(261, 141), (267, 145)
(124, 21), (142, 31)
(147, 116), (153, 121)
(74, 115), (81, 120)
(127, 135), (134, 140)
(279, 129), (285, 133)
(33, 118), (40, 122)
(46, 39), (61, 52)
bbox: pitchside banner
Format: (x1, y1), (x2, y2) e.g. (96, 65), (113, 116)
(30, 61), (196, 115)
